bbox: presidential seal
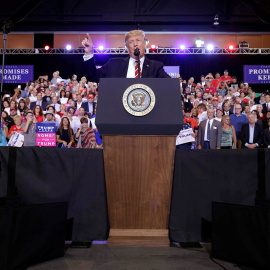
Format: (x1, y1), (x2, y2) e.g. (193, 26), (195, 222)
(122, 84), (156, 116)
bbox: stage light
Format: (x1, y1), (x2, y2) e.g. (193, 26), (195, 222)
(207, 44), (214, 51)
(44, 45), (50, 51)
(66, 44), (72, 50)
(228, 45), (234, 50)
(150, 44), (156, 50)
(195, 38), (204, 48)
(98, 45), (104, 51)
(179, 44), (186, 50)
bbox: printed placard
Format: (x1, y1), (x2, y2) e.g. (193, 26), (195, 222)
(36, 123), (56, 147)
(0, 65), (34, 83)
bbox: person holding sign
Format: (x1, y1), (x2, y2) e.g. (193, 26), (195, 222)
(176, 107), (198, 149)
(7, 115), (23, 139)
(81, 30), (170, 82)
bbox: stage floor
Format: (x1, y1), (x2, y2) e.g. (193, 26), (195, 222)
(28, 244), (245, 270)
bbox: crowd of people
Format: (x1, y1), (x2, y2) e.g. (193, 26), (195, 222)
(1, 68), (270, 150)
(178, 70), (270, 149)
(0, 72), (101, 148)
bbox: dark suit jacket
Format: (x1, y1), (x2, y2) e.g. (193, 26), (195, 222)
(82, 57), (170, 82)
(240, 123), (264, 147)
(81, 101), (97, 113)
(30, 101), (47, 111)
(262, 103), (270, 115)
(197, 119), (222, 149)
(264, 128), (270, 148)
(223, 110), (233, 116)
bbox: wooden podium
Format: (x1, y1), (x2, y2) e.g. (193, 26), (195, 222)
(96, 78), (183, 239)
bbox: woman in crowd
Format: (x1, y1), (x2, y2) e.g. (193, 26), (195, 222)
(57, 103), (67, 118)
(33, 105), (45, 122)
(75, 117), (96, 148)
(65, 91), (71, 101)
(10, 100), (20, 115)
(256, 104), (265, 121)
(56, 116), (74, 148)
(59, 90), (68, 104)
(221, 115), (237, 149)
(3, 100), (10, 114)
(7, 115), (23, 139)
(252, 110), (263, 126)
(18, 99), (29, 118)
(0, 113), (8, 146)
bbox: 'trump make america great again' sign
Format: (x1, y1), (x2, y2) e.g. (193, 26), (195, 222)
(0, 65), (34, 83)
(244, 65), (270, 84)
(36, 123), (56, 147)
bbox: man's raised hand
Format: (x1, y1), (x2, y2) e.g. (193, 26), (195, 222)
(82, 33), (94, 55)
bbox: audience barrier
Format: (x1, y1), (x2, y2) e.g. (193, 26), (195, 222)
(0, 147), (269, 242)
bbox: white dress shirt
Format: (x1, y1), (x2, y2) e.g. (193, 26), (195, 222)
(126, 56), (145, 78)
(204, 119), (214, 141)
(83, 54), (145, 78)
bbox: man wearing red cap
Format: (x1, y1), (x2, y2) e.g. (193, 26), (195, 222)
(81, 93), (96, 115)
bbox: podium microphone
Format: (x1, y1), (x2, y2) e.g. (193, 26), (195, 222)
(134, 48), (141, 78)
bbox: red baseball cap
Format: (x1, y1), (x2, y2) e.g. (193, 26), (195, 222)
(213, 98), (219, 101)
(88, 94), (94, 99)
(10, 107), (16, 111)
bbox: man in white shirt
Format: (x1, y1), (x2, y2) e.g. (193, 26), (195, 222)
(262, 94), (270, 114)
(50, 96), (60, 112)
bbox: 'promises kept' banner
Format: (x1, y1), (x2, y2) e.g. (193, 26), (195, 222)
(244, 65), (270, 84)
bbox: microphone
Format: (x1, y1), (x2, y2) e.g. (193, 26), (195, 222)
(134, 48), (140, 57)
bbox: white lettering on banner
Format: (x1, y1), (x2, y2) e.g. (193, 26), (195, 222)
(0, 69), (29, 74)
(3, 75), (22, 80)
(258, 75), (270, 80)
(249, 69), (270, 75)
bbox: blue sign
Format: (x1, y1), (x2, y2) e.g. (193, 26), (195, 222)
(244, 65), (270, 84)
(36, 123), (56, 133)
(0, 65), (34, 84)
(164, 66), (180, 78)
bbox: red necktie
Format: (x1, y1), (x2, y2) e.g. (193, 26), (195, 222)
(135, 60), (142, 78)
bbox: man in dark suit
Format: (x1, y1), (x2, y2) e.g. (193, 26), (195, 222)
(223, 102), (233, 116)
(81, 94), (96, 114)
(81, 30), (170, 82)
(262, 94), (270, 114)
(264, 118), (270, 148)
(240, 113), (264, 148)
(30, 92), (47, 111)
(197, 108), (222, 149)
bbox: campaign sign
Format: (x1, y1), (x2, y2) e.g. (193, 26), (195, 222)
(176, 123), (195, 145)
(244, 65), (270, 84)
(0, 65), (34, 84)
(36, 123), (56, 147)
(164, 66), (180, 78)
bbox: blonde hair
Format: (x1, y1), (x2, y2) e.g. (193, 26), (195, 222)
(125, 30), (145, 44)
(13, 115), (22, 122)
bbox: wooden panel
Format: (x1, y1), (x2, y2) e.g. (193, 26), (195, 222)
(54, 34), (81, 48)
(103, 136), (175, 230)
(262, 35), (270, 48)
(3, 34), (34, 48)
(109, 229), (168, 237)
(107, 236), (170, 247)
(236, 34), (263, 48)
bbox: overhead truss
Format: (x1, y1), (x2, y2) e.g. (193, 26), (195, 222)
(1, 48), (270, 55)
